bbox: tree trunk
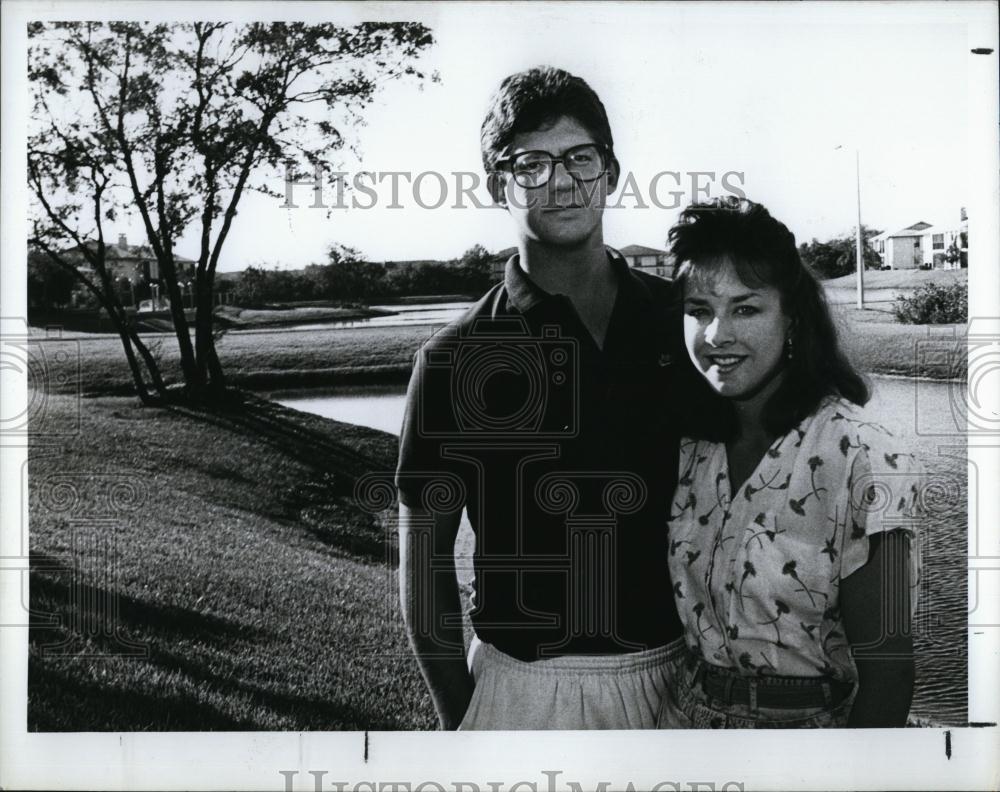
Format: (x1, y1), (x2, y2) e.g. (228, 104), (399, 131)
(108, 307), (168, 405)
(116, 326), (157, 405)
(194, 271), (227, 395)
(158, 255), (201, 394)
(128, 325), (169, 400)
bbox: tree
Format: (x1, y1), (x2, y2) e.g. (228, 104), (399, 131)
(28, 21), (435, 403)
(27, 93), (170, 402)
(943, 239), (964, 269)
(456, 244), (494, 293)
(27, 247), (77, 313)
(327, 244), (364, 269)
(322, 250), (388, 302)
(799, 226), (882, 280)
(232, 266), (270, 308)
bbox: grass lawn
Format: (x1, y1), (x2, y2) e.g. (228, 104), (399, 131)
(30, 300), (966, 404)
(27, 383), (964, 730)
(831, 303), (966, 379)
(29, 324), (437, 397)
(28, 392), (438, 730)
(824, 268), (967, 291)
(24, 284), (966, 730)
(820, 269), (967, 378)
(213, 304), (393, 329)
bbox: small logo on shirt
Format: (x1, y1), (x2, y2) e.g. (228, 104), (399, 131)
(658, 353), (673, 367)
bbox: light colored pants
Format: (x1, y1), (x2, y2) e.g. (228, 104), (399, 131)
(457, 635), (687, 730)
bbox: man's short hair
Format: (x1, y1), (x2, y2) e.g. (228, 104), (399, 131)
(480, 66), (615, 173)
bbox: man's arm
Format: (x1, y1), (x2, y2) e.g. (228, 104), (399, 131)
(398, 502), (474, 730)
(841, 530), (915, 727)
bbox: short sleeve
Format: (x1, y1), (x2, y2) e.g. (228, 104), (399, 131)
(395, 343), (468, 512)
(839, 425), (923, 610)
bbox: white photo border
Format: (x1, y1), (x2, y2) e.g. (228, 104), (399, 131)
(2, 1), (997, 790)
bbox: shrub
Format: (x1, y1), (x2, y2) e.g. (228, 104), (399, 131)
(892, 281), (968, 324)
(798, 229), (882, 280)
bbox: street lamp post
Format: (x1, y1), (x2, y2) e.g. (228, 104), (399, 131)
(835, 145), (866, 309)
(854, 149), (865, 310)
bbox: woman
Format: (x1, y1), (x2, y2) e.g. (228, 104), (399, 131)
(658, 197), (922, 728)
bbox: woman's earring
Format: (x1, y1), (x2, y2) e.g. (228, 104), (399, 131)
(785, 336), (794, 360)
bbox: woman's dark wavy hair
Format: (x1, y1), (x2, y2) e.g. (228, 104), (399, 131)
(480, 66), (615, 173)
(667, 197), (869, 441)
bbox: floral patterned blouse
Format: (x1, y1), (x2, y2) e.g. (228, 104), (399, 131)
(667, 396), (923, 682)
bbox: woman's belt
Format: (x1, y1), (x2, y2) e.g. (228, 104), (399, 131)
(691, 658), (854, 709)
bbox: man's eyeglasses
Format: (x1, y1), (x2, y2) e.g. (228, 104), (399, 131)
(496, 143), (610, 189)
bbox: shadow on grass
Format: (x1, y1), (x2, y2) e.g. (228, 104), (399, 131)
(30, 562), (255, 649)
(296, 496), (396, 563)
(29, 660), (257, 731)
(28, 574), (408, 731)
(165, 391), (396, 486)
(163, 392), (397, 560)
(29, 566), (406, 730)
(148, 644), (402, 730)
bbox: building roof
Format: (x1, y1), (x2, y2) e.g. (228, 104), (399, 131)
(618, 244), (668, 257)
(77, 237), (196, 264)
(492, 246), (517, 260)
(873, 215), (967, 245)
(883, 221), (933, 238)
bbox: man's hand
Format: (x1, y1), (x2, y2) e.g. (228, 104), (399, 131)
(398, 503), (474, 729)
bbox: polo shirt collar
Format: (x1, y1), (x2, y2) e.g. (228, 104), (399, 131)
(504, 246), (650, 314)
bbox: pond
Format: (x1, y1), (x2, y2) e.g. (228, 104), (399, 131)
(275, 375), (969, 727)
(289, 301), (474, 331)
(272, 383), (409, 435)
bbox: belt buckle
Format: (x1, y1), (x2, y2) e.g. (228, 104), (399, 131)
(691, 659), (708, 688)
(722, 674), (736, 704)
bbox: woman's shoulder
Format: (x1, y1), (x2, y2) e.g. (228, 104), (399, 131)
(677, 436), (722, 467)
(806, 396), (924, 479)
(805, 396), (897, 444)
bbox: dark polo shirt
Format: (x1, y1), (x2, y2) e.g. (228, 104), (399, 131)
(396, 248), (683, 661)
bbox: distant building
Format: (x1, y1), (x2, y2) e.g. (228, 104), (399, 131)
(489, 247), (517, 280)
(79, 233), (197, 283)
(486, 244), (672, 280)
(54, 233), (197, 307)
(870, 215), (968, 270)
(869, 221), (931, 270)
(619, 244), (670, 279)
(379, 258), (444, 271)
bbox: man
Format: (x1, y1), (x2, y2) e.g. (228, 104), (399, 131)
(396, 66), (684, 730)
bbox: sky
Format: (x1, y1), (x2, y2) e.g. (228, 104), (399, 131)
(22, 2), (995, 271)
